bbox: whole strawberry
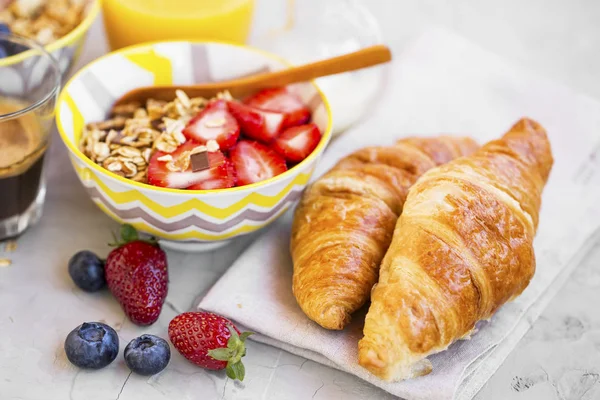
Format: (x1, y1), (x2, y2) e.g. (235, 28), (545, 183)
(168, 312), (252, 381)
(105, 224), (168, 326)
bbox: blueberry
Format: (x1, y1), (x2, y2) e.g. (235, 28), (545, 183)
(5, 42), (27, 56)
(0, 24), (13, 58)
(64, 322), (119, 369)
(68, 250), (106, 292)
(124, 334), (171, 376)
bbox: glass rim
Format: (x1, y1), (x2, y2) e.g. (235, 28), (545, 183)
(0, 32), (61, 122)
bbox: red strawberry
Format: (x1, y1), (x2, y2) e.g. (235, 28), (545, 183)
(230, 140), (287, 186)
(272, 123), (322, 162)
(147, 140), (231, 189)
(187, 156), (236, 190)
(182, 100), (240, 150)
(244, 88), (311, 128)
(105, 224), (168, 326)
(168, 312), (253, 381)
(227, 101), (284, 143)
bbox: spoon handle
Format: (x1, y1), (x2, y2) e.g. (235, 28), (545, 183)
(113, 45), (392, 106)
(237, 44), (392, 89)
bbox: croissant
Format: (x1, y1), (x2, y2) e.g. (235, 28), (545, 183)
(291, 136), (479, 330)
(358, 118), (553, 381)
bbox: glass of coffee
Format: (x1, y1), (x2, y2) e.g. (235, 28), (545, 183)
(0, 33), (60, 240)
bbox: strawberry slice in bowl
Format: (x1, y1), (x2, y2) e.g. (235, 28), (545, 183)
(244, 88), (311, 128)
(183, 100), (240, 150)
(272, 123), (322, 163)
(230, 140), (287, 186)
(227, 101), (285, 143)
(148, 140), (233, 189)
(187, 157), (236, 190)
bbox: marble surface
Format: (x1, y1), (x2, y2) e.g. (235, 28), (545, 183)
(2, 1), (600, 399)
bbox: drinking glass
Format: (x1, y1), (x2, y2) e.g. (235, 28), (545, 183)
(0, 33), (60, 240)
(101, 0), (255, 50)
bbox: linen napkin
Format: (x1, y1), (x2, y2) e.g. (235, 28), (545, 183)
(199, 28), (600, 400)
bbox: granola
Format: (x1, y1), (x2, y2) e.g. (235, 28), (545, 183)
(79, 87), (318, 190)
(80, 90), (230, 184)
(0, 0), (90, 45)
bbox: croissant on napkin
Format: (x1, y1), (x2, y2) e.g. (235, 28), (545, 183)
(358, 118), (553, 381)
(291, 136), (478, 330)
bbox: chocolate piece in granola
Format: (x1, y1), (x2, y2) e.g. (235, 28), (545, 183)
(191, 151), (210, 172)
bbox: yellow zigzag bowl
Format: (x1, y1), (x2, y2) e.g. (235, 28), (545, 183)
(56, 41), (333, 252)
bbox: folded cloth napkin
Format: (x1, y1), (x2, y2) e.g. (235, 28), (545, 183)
(199, 28), (600, 400)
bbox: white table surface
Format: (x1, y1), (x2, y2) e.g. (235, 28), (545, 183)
(2, 1), (600, 399)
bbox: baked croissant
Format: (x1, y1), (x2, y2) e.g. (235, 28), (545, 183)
(358, 118), (553, 381)
(291, 136), (479, 330)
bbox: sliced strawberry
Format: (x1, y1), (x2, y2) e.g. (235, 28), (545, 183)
(148, 140), (231, 189)
(227, 101), (284, 143)
(182, 100), (240, 150)
(272, 123), (322, 162)
(230, 140), (287, 186)
(187, 157), (236, 190)
(245, 88), (311, 128)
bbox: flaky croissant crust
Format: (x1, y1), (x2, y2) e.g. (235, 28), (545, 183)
(291, 136), (479, 330)
(358, 118), (553, 381)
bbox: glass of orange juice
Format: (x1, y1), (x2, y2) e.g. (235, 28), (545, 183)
(102, 0), (255, 50)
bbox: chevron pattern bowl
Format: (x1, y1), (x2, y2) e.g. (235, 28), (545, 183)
(56, 41), (333, 252)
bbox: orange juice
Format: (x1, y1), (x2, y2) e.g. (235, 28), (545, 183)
(102, 0), (255, 50)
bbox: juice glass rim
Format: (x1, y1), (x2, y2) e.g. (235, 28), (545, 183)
(0, 33), (61, 122)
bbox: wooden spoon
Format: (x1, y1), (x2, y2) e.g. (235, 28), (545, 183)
(113, 44), (392, 107)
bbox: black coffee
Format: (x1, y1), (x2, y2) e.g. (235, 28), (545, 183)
(0, 155), (45, 220)
(0, 99), (46, 223)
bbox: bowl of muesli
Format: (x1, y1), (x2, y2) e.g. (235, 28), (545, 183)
(56, 40), (332, 252)
(0, 0), (100, 79)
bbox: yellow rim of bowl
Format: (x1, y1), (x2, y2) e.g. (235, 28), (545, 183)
(57, 39), (333, 196)
(0, 0), (101, 67)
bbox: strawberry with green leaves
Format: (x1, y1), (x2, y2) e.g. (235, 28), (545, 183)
(105, 224), (168, 326)
(168, 312), (252, 381)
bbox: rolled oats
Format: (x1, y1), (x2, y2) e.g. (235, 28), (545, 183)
(173, 129), (186, 144)
(122, 161), (137, 177)
(154, 133), (179, 153)
(175, 89), (191, 109)
(89, 117), (127, 131)
(142, 148), (153, 163)
(147, 99), (166, 120)
(206, 140), (220, 152)
(103, 129), (115, 143)
(157, 154), (173, 162)
(163, 118), (184, 135)
(106, 161), (122, 172)
(2, 0), (88, 45)
(114, 146), (142, 158)
(111, 103), (140, 118)
(132, 156), (146, 166)
(217, 91), (233, 101)
(190, 145), (207, 155)
(93, 142), (110, 161)
(133, 108), (148, 119)
(131, 171), (147, 182)
(166, 151), (190, 172)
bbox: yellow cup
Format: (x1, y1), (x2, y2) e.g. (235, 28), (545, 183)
(101, 0), (255, 50)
